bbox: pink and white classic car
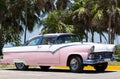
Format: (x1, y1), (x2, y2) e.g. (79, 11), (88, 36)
(1, 33), (116, 73)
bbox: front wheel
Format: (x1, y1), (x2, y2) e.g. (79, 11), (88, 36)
(94, 62), (108, 72)
(15, 63), (29, 70)
(69, 56), (83, 73)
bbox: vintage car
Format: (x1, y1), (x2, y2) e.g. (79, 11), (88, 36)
(1, 33), (116, 73)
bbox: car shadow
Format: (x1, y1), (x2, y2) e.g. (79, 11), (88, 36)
(4, 68), (117, 74)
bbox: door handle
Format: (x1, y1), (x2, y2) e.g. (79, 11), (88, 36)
(37, 46), (41, 48)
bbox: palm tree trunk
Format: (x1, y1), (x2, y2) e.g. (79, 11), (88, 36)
(99, 33), (102, 43)
(85, 31), (88, 42)
(0, 24), (3, 56)
(111, 29), (115, 44)
(108, 14), (112, 44)
(91, 29), (94, 42)
(24, 0), (28, 44)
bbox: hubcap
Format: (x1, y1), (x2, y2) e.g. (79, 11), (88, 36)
(16, 63), (24, 69)
(70, 58), (79, 70)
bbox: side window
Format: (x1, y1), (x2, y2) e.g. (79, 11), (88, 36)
(27, 37), (40, 46)
(41, 37), (55, 45)
(57, 37), (64, 44)
(56, 35), (80, 44)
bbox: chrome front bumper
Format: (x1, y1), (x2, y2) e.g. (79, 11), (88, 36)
(83, 58), (116, 64)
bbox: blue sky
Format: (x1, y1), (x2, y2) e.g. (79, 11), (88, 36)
(21, 26), (41, 44)
(21, 27), (120, 45)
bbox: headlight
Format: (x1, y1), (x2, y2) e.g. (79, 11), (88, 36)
(113, 46), (116, 53)
(90, 46), (95, 52)
(88, 53), (95, 59)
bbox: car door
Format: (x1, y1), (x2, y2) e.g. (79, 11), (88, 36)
(36, 36), (60, 64)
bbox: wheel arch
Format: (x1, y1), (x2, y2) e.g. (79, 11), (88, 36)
(67, 54), (83, 66)
(13, 59), (27, 65)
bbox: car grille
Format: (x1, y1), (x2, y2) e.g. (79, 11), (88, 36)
(88, 52), (113, 60)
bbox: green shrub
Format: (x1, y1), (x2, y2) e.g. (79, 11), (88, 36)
(115, 45), (120, 61)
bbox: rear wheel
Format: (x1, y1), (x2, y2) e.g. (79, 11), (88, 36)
(40, 66), (50, 71)
(69, 56), (83, 73)
(94, 62), (108, 72)
(15, 63), (29, 70)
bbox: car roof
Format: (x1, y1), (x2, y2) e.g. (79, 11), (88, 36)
(28, 33), (74, 40)
(43, 33), (74, 37)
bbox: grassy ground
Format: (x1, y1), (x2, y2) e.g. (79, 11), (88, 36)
(109, 62), (120, 66)
(0, 62), (120, 70)
(115, 45), (120, 61)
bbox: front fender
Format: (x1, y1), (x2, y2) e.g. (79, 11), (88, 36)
(59, 52), (89, 66)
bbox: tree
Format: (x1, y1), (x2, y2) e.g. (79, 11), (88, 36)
(40, 0), (74, 34)
(23, 0), (69, 42)
(71, 0), (120, 43)
(0, 0), (7, 55)
(0, 0), (42, 55)
(42, 10), (73, 34)
(96, 0), (120, 44)
(0, 0), (72, 56)
(70, 0), (103, 42)
(43, 0), (106, 41)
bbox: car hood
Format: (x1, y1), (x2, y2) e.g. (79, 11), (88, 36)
(83, 42), (115, 52)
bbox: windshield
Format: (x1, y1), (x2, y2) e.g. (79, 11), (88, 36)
(56, 35), (80, 44)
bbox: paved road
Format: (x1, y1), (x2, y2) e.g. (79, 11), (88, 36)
(0, 68), (120, 79)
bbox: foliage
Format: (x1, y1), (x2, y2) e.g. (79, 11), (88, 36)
(0, 0), (48, 47)
(42, 10), (73, 34)
(42, 0), (120, 43)
(0, 0), (73, 47)
(115, 45), (120, 61)
(70, 0), (120, 43)
(1, 0), (120, 48)
(3, 27), (21, 46)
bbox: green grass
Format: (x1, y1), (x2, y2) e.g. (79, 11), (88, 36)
(109, 62), (120, 66)
(115, 45), (120, 61)
(0, 65), (15, 68)
(0, 62), (120, 69)
(0, 65), (40, 68)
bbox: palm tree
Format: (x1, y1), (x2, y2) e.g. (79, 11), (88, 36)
(97, 0), (120, 44)
(0, 0), (7, 55)
(39, 0), (74, 34)
(0, 0), (43, 55)
(71, 0), (103, 42)
(71, 0), (120, 44)
(42, 10), (73, 34)
(23, 0), (69, 43)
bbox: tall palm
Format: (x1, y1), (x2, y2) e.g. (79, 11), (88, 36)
(0, 0), (7, 55)
(71, 0), (120, 43)
(71, 0), (103, 42)
(97, 0), (120, 44)
(24, 0), (70, 42)
(42, 10), (73, 34)
(0, 0), (71, 55)
(38, 0), (74, 34)
(0, 0), (42, 55)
